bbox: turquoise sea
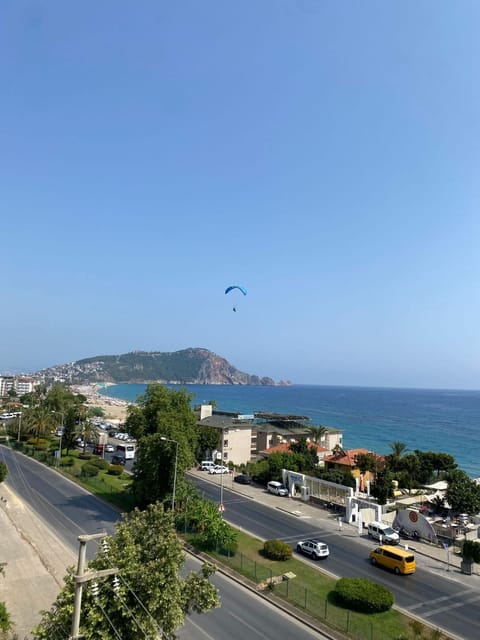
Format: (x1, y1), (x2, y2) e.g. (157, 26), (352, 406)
(99, 384), (480, 478)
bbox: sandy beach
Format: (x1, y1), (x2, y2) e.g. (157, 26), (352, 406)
(71, 383), (130, 423)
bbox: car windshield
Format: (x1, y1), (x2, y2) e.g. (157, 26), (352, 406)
(384, 527), (395, 535)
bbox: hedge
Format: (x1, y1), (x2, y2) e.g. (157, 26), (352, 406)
(333, 577), (394, 613)
(107, 465), (124, 476)
(81, 463), (100, 477)
(89, 458), (110, 471)
(262, 539), (292, 561)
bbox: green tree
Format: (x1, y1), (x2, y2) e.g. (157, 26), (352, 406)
(130, 385), (198, 508)
(23, 406), (55, 442)
(385, 441), (408, 472)
(0, 462), (7, 484)
(307, 425), (328, 445)
(288, 438), (318, 472)
(446, 470), (480, 515)
(33, 503), (219, 639)
(370, 469), (394, 505)
(196, 427), (220, 462)
(188, 499), (237, 552)
(315, 468), (356, 489)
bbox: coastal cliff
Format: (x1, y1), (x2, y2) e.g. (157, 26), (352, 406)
(40, 348), (281, 386)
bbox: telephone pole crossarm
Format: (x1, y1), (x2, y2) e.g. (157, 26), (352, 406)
(74, 567), (119, 584)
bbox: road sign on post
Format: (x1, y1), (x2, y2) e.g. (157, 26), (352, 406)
(218, 503), (225, 513)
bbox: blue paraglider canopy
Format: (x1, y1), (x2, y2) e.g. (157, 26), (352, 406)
(225, 285), (247, 296)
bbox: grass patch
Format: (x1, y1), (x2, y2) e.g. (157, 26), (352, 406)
(202, 530), (447, 640)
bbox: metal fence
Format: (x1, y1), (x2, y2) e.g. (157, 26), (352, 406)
(217, 551), (441, 640)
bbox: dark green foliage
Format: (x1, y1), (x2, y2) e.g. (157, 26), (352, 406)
(89, 458), (110, 470)
(59, 457), (74, 467)
(108, 464), (124, 476)
(262, 539), (292, 561)
(315, 468), (356, 489)
(197, 426), (220, 461)
(78, 452), (92, 460)
(131, 385), (198, 507)
(462, 540), (480, 563)
(81, 463), (100, 477)
(371, 469), (395, 506)
(0, 462), (7, 483)
(333, 577), (394, 613)
(446, 470), (480, 515)
(87, 406), (105, 417)
(0, 601), (12, 631)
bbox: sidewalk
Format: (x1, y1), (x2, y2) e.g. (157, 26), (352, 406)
(189, 469), (470, 575)
(0, 484), (76, 639)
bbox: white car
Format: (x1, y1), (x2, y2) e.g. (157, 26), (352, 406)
(296, 539), (330, 560)
(209, 465), (229, 474)
(104, 444), (115, 453)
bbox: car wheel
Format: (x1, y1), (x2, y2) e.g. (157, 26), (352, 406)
(394, 567), (400, 575)
(296, 545), (302, 552)
(371, 557), (376, 565)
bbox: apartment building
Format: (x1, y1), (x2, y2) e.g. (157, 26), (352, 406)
(196, 405), (343, 466)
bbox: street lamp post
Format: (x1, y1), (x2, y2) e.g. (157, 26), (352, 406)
(160, 436), (179, 511)
(52, 410), (64, 461)
(16, 412), (22, 443)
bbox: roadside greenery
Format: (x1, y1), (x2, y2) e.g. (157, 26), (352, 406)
(333, 577), (394, 613)
(33, 503), (220, 640)
(126, 385), (198, 508)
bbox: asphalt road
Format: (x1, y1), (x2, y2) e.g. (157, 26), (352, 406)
(0, 447), (329, 640)
(192, 475), (480, 640)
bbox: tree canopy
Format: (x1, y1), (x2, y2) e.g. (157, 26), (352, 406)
(130, 385), (198, 508)
(446, 470), (480, 515)
(33, 503), (220, 640)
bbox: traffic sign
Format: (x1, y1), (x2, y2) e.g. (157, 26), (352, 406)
(218, 503), (225, 513)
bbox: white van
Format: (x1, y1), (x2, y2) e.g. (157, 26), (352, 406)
(200, 460), (215, 471)
(367, 521), (399, 545)
(267, 481), (289, 497)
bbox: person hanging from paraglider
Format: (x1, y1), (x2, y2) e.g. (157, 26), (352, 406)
(225, 285), (247, 312)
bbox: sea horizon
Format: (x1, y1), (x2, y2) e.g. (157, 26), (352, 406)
(100, 383), (480, 478)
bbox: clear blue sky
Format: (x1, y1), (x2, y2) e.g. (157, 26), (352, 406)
(1, 1), (480, 389)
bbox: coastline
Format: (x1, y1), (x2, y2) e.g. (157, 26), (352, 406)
(71, 383), (129, 423)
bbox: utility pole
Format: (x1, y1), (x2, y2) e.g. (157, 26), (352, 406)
(70, 533), (119, 640)
(16, 412), (22, 443)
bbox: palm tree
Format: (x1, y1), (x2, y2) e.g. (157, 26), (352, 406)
(23, 406), (55, 442)
(308, 425), (328, 445)
(388, 441), (408, 472)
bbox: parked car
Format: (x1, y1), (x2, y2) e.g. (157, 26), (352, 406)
(104, 444), (115, 453)
(209, 465), (230, 474)
(267, 480), (289, 496)
(296, 539), (330, 560)
(234, 474), (252, 485)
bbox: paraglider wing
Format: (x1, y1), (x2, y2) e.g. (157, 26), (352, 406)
(225, 285), (247, 296)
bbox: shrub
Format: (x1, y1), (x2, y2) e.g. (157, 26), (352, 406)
(59, 457), (74, 467)
(107, 464), (124, 476)
(89, 458), (110, 471)
(462, 540), (480, 563)
(333, 577), (394, 613)
(78, 452), (92, 460)
(81, 463), (100, 477)
(0, 600), (12, 632)
(262, 539), (292, 561)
